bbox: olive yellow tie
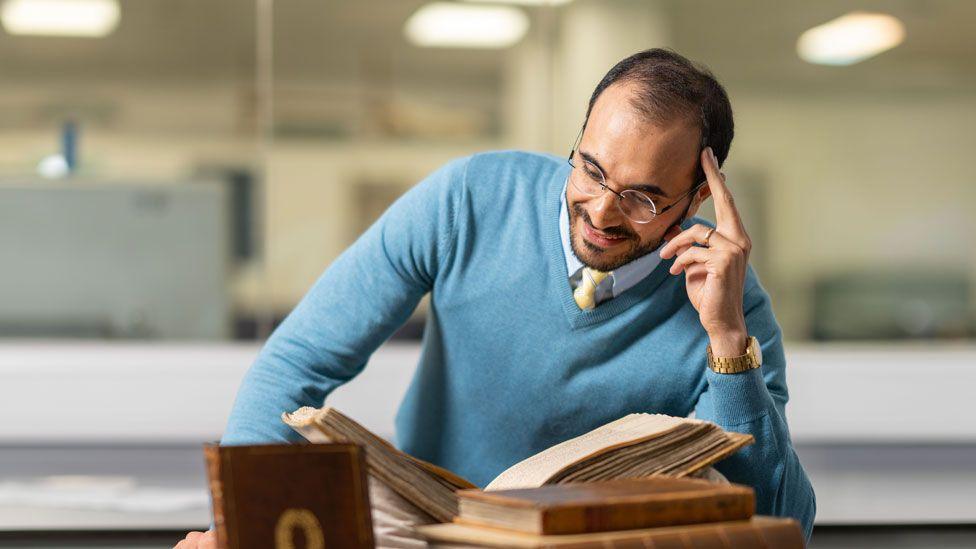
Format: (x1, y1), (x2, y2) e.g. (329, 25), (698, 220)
(573, 267), (609, 310)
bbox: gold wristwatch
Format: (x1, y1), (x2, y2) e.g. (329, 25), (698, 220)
(706, 336), (762, 374)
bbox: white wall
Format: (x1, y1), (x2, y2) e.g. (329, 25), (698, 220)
(729, 92), (976, 337)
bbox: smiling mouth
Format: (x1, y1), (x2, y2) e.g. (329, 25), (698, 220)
(582, 222), (629, 247)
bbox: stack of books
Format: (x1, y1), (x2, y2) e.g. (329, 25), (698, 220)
(282, 407), (754, 523)
(416, 478), (804, 548)
(282, 406), (802, 547)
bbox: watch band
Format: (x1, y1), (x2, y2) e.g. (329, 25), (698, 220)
(706, 336), (761, 374)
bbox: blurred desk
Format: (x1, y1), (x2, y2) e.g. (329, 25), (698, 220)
(1, 340), (974, 530)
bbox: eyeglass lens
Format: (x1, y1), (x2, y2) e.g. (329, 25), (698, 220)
(570, 152), (658, 223)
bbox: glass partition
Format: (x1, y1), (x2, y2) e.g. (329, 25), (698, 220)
(3, 0), (972, 342)
(0, 0), (267, 340)
(266, 0), (975, 342)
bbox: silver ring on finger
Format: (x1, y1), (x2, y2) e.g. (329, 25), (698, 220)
(703, 227), (716, 248)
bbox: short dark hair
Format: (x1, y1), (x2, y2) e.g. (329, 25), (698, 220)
(584, 48), (734, 185)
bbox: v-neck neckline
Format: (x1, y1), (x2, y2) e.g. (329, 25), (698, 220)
(543, 164), (674, 330)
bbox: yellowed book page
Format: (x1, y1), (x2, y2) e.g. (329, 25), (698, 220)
(285, 407), (478, 492)
(485, 414), (698, 491)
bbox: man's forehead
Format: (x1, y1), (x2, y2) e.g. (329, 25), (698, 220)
(579, 110), (700, 193)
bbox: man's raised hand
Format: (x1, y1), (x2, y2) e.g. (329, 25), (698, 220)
(659, 147), (752, 357)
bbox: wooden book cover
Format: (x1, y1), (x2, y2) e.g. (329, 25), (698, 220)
(204, 443), (374, 549)
(417, 516), (804, 549)
(456, 477), (754, 535)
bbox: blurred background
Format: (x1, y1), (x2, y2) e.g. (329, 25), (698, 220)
(0, 0), (973, 547)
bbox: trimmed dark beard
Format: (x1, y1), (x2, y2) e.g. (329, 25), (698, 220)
(569, 202), (666, 272)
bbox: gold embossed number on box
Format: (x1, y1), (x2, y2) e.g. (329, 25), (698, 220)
(205, 443), (374, 549)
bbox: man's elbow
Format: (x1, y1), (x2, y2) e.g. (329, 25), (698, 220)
(776, 463), (816, 543)
(797, 484), (817, 542)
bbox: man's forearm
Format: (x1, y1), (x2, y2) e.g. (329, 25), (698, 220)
(697, 369), (817, 542)
(710, 412), (816, 541)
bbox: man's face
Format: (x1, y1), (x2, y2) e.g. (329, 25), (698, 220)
(568, 82), (708, 272)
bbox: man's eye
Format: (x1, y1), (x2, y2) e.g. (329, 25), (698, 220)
(584, 166), (602, 181)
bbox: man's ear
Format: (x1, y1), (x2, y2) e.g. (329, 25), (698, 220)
(684, 184), (712, 221)
(662, 183), (713, 242)
(663, 223), (683, 242)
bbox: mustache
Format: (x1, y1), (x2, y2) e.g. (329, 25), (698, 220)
(571, 203), (634, 239)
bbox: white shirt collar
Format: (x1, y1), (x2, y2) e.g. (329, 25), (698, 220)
(558, 178), (663, 298)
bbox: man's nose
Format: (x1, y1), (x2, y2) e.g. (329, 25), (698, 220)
(588, 190), (623, 229)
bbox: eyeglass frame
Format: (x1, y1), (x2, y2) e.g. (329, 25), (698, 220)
(565, 107), (710, 225)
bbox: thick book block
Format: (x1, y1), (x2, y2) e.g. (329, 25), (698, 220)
(283, 406), (754, 528)
(204, 443), (374, 549)
(416, 516), (805, 548)
(456, 477), (755, 535)
(283, 406), (476, 523)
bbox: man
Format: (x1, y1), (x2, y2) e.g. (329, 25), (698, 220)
(177, 48), (815, 548)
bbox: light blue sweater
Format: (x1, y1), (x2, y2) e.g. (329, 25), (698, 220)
(222, 150), (816, 539)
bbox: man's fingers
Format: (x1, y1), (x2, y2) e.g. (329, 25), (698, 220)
(668, 246), (710, 275)
(701, 147), (745, 236)
(200, 531), (218, 549)
(661, 224), (735, 259)
(174, 532), (199, 549)
(174, 531), (216, 549)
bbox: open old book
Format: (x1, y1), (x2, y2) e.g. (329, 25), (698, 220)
(282, 407), (753, 524)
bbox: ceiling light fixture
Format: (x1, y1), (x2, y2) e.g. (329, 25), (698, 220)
(797, 11), (905, 66)
(405, 2), (529, 49)
(461, 0), (572, 6)
(1, 0), (120, 37)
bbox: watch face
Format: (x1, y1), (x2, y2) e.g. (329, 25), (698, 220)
(751, 337), (763, 365)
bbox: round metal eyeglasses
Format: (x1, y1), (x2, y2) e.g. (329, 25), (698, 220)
(567, 149), (704, 224)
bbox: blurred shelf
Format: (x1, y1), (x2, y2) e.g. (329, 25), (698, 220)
(784, 342), (976, 443)
(1, 339), (974, 444)
(796, 443), (976, 524)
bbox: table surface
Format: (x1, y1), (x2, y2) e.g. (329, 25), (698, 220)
(1, 340), (974, 530)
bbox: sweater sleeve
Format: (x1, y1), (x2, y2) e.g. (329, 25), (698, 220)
(692, 268), (817, 542)
(220, 155), (470, 446)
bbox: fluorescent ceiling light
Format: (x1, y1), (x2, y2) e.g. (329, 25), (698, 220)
(797, 11), (905, 66)
(1, 0), (120, 37)
(405, 2), (529, 49)
(461, 0), (572, 5)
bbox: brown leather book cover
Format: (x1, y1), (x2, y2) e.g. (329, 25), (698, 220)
(417, 516), (804, 548)
(204, 443), (374, 549)
(457, 477), (754, 535)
